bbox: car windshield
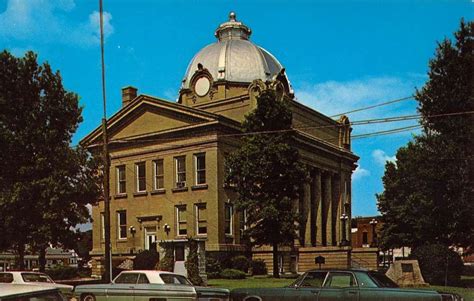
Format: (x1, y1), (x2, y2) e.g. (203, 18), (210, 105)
(160, 274), (192, 285)
(21, 273), (54, 283)
(368, 272), (399, 288)
(289, 273), (307, 287)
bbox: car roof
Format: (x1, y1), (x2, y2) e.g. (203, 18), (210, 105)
(1, 271), (47, 275)
(306, 268), (375, 273)
(116, 270), (189, 284)
(0, 284), (59, 297)
(120, 270), (179, 274)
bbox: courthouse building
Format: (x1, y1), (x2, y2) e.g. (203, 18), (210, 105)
(82, 12), (360, 277)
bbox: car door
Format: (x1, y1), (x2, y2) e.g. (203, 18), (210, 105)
(132, 273), (149, 301)
(318, 272), (359, 301)
(108, 272), (139, 300)
(295, 271), (328, 301)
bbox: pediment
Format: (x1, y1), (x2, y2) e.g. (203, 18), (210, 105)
(81, 95), (226, 147)
(109, 103), (208, 140)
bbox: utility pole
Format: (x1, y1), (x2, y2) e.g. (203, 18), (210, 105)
(99, 0), (112, 283)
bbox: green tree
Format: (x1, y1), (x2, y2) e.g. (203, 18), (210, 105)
(185, 239), (203, 285)
(377, 20), (474, 250)
(0, 50), (100, 270)
(225, 88), (307, 278)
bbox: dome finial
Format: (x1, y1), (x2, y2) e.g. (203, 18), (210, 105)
(215, 11), (251, 41)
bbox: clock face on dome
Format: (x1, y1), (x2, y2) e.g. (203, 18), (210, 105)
(194, 76), (211, 97)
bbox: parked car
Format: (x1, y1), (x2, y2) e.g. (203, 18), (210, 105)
(0, 284), (67, 301)
(231, 269), (463, 301)
(74, 270), (229, 301)
(0, 271), (73, 298)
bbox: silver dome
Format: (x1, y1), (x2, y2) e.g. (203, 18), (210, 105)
(181, 12), (284, 89)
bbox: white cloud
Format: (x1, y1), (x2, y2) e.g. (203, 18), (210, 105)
(296, 76), (414, 116)
(352, 165), (370, 181)
(294, 76), (423, 135)
(372, 149), (396, 166)
(0, 0), (113, 47)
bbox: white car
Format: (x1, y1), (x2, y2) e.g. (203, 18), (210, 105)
(0, 271), (73, 298)
(0, 283), (67, 301)
(74, 270), (229, 301)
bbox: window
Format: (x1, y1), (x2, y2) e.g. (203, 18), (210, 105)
(225, 204), (233, 235)
(174, 156), (186, 188)
(137, 274), (150, 284)
(224, 152), (236, 187)
(362, 231), (368, 245)
(368, 271), (398, 288)
(136, 162), (146, 192)
(196, 204), (207, 235)
(21, 273), (53, 283)
(324, 272), (356, 288)
(300, 271), (328, 287)
(160, 273), (192, 285)
(117, 211), (127, 239)
(176, 206), (187, 236)
(194, 153), (206, 185)
(114, 273), (139, 284)
(239, 209), (248, 239)
(153, 159), (164, 190)
(117, 165), (126, 194)
(100, 212), (105, 240)
(0, 273), (13, 283)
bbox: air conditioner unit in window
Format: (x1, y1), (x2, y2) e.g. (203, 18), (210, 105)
(176, 181), (186, 188)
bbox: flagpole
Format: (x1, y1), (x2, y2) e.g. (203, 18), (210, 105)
(99, 0), (112, 283)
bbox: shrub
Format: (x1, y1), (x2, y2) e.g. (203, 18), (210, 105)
(77, 268), (91, 278)
(158, 241), (174, 272)
(133, 244), (159, 270)
(411, 244), (464, 286)
(250, 259), (267, 275)
(206, 252), (235, 270)
(46, 266), (78, 280)
(185, 239), (203, 285)
(220, 268), (246, 279)
(206, 257), (222, 279)
(231, 255), (249, 273)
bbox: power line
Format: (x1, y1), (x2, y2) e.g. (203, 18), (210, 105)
(352, 125), (422, 140)
(330, 96), (415, 117)
(90, 110), (474, 147)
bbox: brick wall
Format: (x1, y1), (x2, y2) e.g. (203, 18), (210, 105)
(298, 246), (351, 272)
(351, 247), (378, 270)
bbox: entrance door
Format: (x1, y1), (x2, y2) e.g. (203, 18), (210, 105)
(174, 245), (187, 276)
(175, 245), (185, 261)
(144, 227), (156, 250)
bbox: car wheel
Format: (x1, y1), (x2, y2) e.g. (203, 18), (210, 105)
(81, 293), (96, 301)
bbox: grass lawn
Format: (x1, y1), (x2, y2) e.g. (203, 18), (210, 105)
(208, 277), (474, 301)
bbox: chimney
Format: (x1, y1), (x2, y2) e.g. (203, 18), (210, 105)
(122, 86), (137, 107)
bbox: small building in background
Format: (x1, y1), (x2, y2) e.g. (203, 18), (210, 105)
(351, 216), (383, 248)
(0, 247), (79, 271)
(351, 216), (412, 269)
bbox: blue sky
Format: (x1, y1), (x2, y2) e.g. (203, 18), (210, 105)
(1, 0), (472, 219)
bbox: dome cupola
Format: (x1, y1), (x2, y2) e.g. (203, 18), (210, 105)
(180, 12), (291, 97)
(214, 11), (252, 41)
